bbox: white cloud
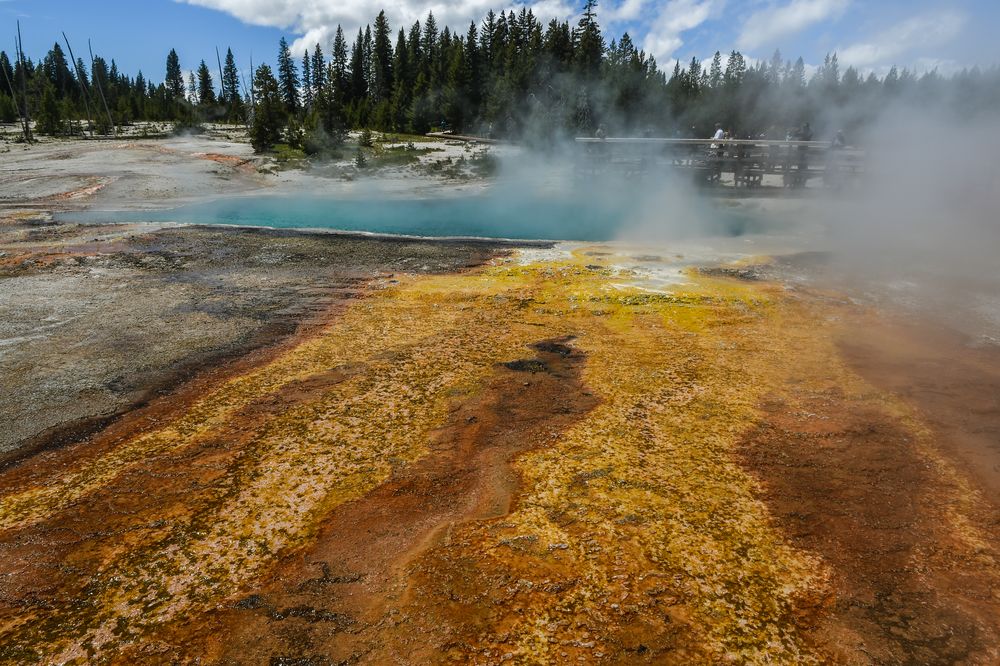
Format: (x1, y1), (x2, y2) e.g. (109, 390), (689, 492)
(837, 10), (966, 69)
(603, 0), (649, 23)
(641, 0), (722, 63)
(736, 0), (849, 51)
(177, 0), (578, 56)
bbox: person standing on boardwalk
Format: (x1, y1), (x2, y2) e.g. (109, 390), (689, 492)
(796, 122), (813, 187)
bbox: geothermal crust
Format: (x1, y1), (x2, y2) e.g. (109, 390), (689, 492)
(1, 128), (1000, 664)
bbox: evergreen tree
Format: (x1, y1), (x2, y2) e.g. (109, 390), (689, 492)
(349, 28), (368, 106)
(480, 11), (497, 70)
(1, 51), (15, 95)
(709, 52), (722, 89)
(788, 57), (806, 88)
(724, 51), (746, 88)
(8, 6), (1000, 142)
(422, 12), (439, 84)
(331, 26), (349, 101)
(574, 0), (603, 77)
(410, 70), (432, 132)
(311, 43), (325, 100)
(443, 41), (467, 130)
(0, 92), (16, 124)
(222, 48), (243, 121)
(250, 63), (284, 152)
(372, 10), (394, 103)
(302, 48), (313, 109)
(277, 37), (299, 113)
(75, 57), (89, 87)
(390, 29), (411, 129)
(363, 26), (374, 99)
(464, 22), (481, 112)
(43, 43), (73, 98)
(165, 49), (184, 99)
(768, 49), (783, 84)
(36, 83), (62, 135)
(196, 60), (216, 105)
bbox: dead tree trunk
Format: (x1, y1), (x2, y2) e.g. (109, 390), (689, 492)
(88, 39), (116, 135)
(63, 32), (94, 137)
(1, 49), (28, 141)
(15, 21), (32, 142)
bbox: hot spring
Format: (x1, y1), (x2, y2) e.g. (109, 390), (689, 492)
(63, 192), (784, 242)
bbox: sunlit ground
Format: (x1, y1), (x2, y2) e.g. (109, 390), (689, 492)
(1, 246), (998, 663)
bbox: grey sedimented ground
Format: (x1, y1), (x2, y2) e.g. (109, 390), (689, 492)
(0, 217), (505, 463)
(0, 127), (519, 463)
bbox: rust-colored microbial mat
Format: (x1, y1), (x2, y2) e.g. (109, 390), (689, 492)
(1, 251), (999, 664)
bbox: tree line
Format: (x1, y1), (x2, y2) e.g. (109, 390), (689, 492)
(3, 1), (999, 153)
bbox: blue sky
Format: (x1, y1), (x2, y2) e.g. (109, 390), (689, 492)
(5, 0), (997, 82)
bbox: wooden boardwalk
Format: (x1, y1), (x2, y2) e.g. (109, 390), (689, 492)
(575, 137), (865, 190)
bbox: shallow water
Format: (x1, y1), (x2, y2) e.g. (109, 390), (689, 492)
(64, 193), (782, 242)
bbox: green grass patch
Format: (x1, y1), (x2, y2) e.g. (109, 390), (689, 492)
(367, 144), (442, 169)
(272, 143), (307, 162)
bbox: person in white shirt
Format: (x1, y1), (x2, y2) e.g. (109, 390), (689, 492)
(711, 123), (725, 155)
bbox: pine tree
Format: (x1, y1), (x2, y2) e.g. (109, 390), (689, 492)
(443, 42), (467, 130)
(277, 37), (299, 113)
(250, 63), (284, 152)
(464, 22), (481, 111)
(8, 5), (996, 142)
(0, 93), (16, 124)
(75, 57), (89, 87)
(390, 29), (410, 129)
(0, 51), (14, 97)
(43, 43), (73, 98)
(480, 11), (496, 70)
(768, 49), (783, 85)
(410, 70), (432, 133)
(788, 57), (806, 88)
(372, 10), (394, 103)
(363, 26), (374, 99)
(349, 28), (367, 105)
(36, 83), (62, 135)
(724, 51), (746, 88)
(709, 52), (722, 88)
(196, 60), (216, 105)
(302, 48), (313, 109)
(311, 44), (325, 100)
(165, 49), (184, 99)
(422, 12), (439, 84)
(222, 48), (243, 120)
(407, 21), (423, 80)
(331, 25), (349, 103)
(574, 0), (603, 77)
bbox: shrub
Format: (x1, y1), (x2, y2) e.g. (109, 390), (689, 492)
(354, 148), (368, 169)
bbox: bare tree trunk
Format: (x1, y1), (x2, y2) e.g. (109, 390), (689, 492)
(88, 39), (116, 135)
(1, 48), (28, 140)
(15, 21), (33, 142)
(240, 70), (253, 133)
(248, 53), (256, 107)
(63, 32), (94, 137)
(215, 46), (226, 107)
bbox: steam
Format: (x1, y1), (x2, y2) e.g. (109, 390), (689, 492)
(817, 103), (1000, 337)
(478, 93), (1000, 337)
(826, 105), (1000, 277)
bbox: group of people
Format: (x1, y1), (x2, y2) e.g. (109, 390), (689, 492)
(592, 122), (847, 148)
(711, 122), (816, 143)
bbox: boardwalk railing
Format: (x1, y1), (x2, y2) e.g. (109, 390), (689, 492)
(574, 137), (865, 189)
